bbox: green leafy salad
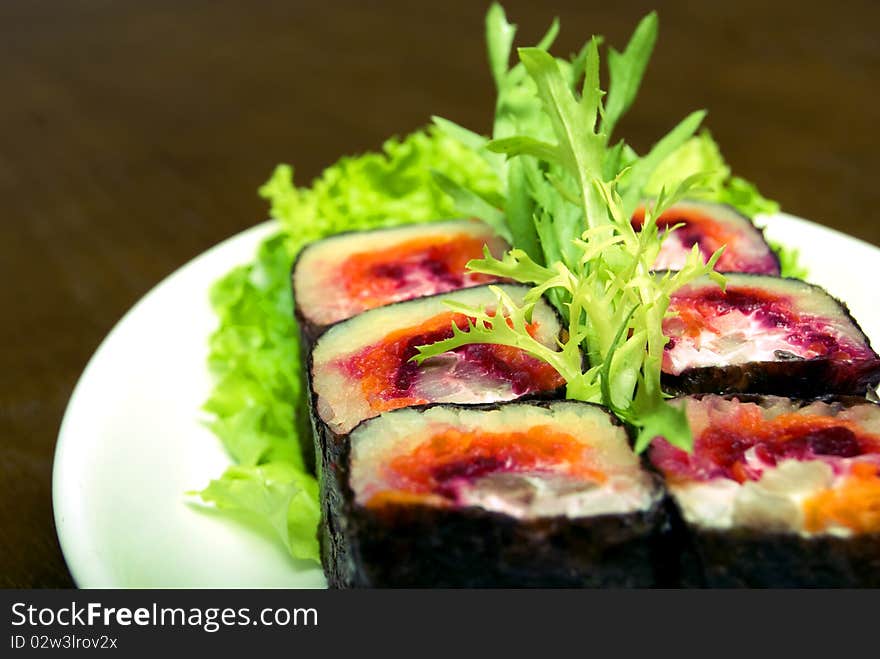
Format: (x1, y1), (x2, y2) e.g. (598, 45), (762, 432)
(197, 4), (797, 564)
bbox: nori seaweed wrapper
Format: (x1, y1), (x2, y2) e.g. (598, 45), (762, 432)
(690, 527), (880, 588)
(319, 401), (669, 588)
(663, 357), (880, 399)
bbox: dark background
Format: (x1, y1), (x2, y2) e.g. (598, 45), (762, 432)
(1, 0), (877, 587)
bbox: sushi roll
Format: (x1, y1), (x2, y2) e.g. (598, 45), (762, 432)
(328, 401), (667, 587)
(632, 200), (780, 274)
(309, 283), (566, 442)
(292, 219), (508, 470)
(648, 394), (880, 587)
(293, 219), (509, 345)
(661, 273), (880, 397)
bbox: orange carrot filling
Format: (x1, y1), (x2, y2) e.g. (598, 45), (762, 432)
(339, 234), (496, 308)
(653, 405), (880, 485)
(365, 425), (603, 508)
(803, 462), (880, 534)
(344, 311), (565, 414)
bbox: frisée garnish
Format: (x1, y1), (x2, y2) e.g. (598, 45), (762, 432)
(414, 4), (724, 452)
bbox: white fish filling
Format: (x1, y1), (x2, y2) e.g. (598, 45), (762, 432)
(671, 460), (857, 538)
(311, 285), (562, 435)
(665, 309), (814, 374)
(454, 472), (657, 520)
(653, 232), (694, 271)
(663, 274), (874, 376)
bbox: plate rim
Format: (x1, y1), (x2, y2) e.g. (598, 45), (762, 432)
(52, 220), (277, 587)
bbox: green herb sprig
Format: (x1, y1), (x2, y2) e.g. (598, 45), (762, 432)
(416, 4), (727, 451)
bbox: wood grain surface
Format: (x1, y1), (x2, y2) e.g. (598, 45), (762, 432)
(1, 0), (878, 587)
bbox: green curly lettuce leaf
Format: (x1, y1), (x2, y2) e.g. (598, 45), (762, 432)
(644, 130), (778, 216)
(199, 463), (320, 561)
(769, 240), (809, 279)
(197, 127), (501, 563)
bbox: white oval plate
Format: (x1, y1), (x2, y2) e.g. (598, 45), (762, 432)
(53, 214), (880, 587)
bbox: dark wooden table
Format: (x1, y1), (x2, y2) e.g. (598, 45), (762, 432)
(2, 0), (878, 587)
